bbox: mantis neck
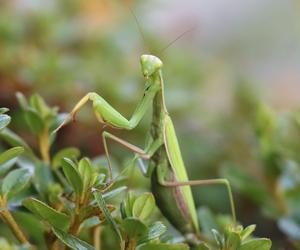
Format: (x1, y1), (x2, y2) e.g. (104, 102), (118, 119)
(151, 70), (167, 139)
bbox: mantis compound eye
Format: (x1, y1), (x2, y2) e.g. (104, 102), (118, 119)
(140, 54), (163, 77)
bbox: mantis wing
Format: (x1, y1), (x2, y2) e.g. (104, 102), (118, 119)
(163, 115), (199, 231)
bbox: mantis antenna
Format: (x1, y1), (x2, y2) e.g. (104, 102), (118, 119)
(129, 5), (198, 56)
(128, 6), (151, 54)
(160, 24), (198, 54)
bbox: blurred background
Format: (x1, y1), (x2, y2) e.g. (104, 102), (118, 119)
(1, 0), (300, 249)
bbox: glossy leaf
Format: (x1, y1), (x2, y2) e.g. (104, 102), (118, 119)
(52, 147), (80, 169)
(0, 128), (33, 155)
(139, 221), (166, 243)
(52, 227), (95, 250)
(16, 92), (29, 110)
(132, 192), (155, 220)
(121, 218), (147, 239)
(0, 114), (10, 131)
(93, 191), (122, 241)
(241, 225), (256, 240)
(2, 168), (31, 198)
(0, 158), (17, 176)
(225, 231), (241, 249)
(0, 146), (24, 165)
(61, 158), (83, 196)
(240, 239), (272, 250)
(30, 93), (51, 117)
(103, 186), (127, 200)
(78, 157), (94, 193)
(0, 107), (9, 114)
(24, 108), (45, 135)
(23, 198), (70, 231)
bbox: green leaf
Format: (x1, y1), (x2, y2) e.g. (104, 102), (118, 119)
(62, 158), (83, 196)
(194, 244), (210, 250)
(0, 107), (9, 114)
(0, 146), (24, 165)
(132, 192), (155, 220)
(0, 158), (17, 176)
(241, 225), (256, 240)
(212, 229), (224, 248)
(121, 218), (147, 239)
(136, 243), (189, 250)
(16, 92), (29, 109)
(93, 191), (122, 241)
(30, 93), (51, 117)
(23, 198), (70, 231)
(52, 227), (95, 250)
(139, 221), (166, 243)
(24, 108), (45, 135)
(33, 162), (54, 198)
(225, 231), (241, 249)
(198, 207), (219, 238)
(78, 158), (94, 193)
(0, 128), (33, 155)
(2, 168), (31, 198)
(103, 186), (127, 200)
(52, 147), (80, 169)
(240, 239), (272, 250)
(0, 114), (11, 131)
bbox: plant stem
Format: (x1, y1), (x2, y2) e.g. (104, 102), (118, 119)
(39, 129), (50, 163)
(125, 238), (136, 250)
(93, 226), (101, 250)
(0, 196), (29, 244)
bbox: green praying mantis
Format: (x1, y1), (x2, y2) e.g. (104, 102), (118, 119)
(54, 54), (236, 243)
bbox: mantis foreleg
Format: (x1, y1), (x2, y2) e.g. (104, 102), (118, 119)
(54, 83), (160, 133)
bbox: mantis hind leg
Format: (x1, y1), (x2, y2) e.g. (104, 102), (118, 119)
(160, 178), (236, 225)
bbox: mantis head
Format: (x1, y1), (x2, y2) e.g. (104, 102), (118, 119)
(140, 55), (163, 78)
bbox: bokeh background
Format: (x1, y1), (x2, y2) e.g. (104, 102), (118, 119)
(1, 0), (300, 249)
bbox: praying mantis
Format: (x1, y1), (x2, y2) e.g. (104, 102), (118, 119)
(54, 54), (236, 242)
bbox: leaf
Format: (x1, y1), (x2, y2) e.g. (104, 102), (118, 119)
(16, 92), (29, 110)
(121, 218), (147, 239)
(240, 239), (272, 250)
(93, 191), (122, 241)
(23, 198), (70, 231)
(0, 128), (33, 155)
(139, 221), (166, 243)
(33, 162), (54, 198)
(0, 146), (24, 165)
(136, 243), (189, 250)
(0, 107), (9, 114)
(52, 227), (95, 250)
(103, 186), (127, 200)
(78, 158), (94, 193)
(0, 158), (18, 177)
(52, 147), (80, 169)
(24, 108), (45, 135)
(0, 114), (10, 131)
(225, 231), (241, 249)
(194, 244), (210, 250)
(241, 225), (256, 240)
(2, 168), (31, 198)
(62, 158), (83, 196)
(198, 207), (219, 238)
(212, 229), (223, 248)
(30, 93), (51, 117)
(132, 192), (155, 220)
